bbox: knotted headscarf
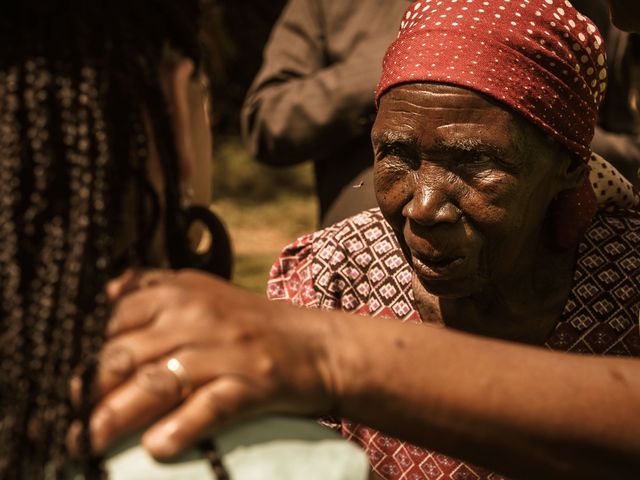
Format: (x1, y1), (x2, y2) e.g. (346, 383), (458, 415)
(376, 0), (639, 246)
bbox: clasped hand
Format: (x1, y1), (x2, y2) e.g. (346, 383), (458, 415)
(69, 269), (336, 459)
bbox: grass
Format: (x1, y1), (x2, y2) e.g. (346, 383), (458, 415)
(210, 136), (318, 294)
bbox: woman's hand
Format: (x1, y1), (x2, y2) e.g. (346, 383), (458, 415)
(82, 269), (337, 459)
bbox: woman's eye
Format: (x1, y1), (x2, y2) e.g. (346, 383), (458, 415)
(378, 145), (420, 169)
(469, 152), (493, 164)
(382, 145), (406, 158)
(464, 152), (515, 172)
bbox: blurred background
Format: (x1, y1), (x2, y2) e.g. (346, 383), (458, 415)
(211, 139), (316, 293)
(204, 0), (316, 293)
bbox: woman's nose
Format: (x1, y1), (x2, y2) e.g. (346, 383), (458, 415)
(402, 178), (461, 227)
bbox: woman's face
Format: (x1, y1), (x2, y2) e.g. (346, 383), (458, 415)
(373, 83), (575, 300)
(114, 57), (213, 266)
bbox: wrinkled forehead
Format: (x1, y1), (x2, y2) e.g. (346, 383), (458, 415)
(375, 82), (537, 150)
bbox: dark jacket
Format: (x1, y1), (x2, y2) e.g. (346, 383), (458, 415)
(241, 0), (411, 225)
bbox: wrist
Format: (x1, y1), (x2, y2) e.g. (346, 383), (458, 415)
(292, 307), (358, 418)
(313, 311), (370, 420)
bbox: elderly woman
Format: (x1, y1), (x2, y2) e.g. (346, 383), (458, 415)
(92, 1), (640, 479)
(265, 0), (640, 474)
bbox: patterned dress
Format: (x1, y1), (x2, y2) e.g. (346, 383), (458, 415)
(267, 207), (640, 480)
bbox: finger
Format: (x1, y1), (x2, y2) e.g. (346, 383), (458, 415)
(90, 348), (236, 453)
(106, 269), (178, 302)
(93, 331), (162, 398)
(69, 374), (83, 411)
(141, 375), (265, 460)
(72, 319), (179, 410)
(66, 420), (83, 459)
(106, 282), (182, 338)
(90, 362), (185, 453)
(97, 318), (192, 396)
(105, 268), (139, 302)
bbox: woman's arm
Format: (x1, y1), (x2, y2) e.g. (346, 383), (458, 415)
(85, 269), (640, 479)
(329, 309), (640, 479)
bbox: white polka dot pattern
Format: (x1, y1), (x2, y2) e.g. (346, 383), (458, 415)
(589, 154), (640, 209)
(376, 0), (608, 163)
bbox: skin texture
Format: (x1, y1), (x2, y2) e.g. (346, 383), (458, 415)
(373, 83), (584, 343)
(607, 0), (640, 32)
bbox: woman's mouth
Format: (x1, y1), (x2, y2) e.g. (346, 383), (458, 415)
(411, 254), (465, 279)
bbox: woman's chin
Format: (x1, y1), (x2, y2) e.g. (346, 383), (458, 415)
(411, 256), (482, 299)
(413, 273), (482, 300)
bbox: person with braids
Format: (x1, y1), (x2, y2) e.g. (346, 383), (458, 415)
(0, 1), (366, 479)
(0, 0), (215, 476)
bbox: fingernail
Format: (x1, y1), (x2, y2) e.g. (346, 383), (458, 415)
(69, 376), (82, 410)
(66, 421), (83, 458)
(106, 269), (135, 301)
(90, 407), (114, 453)
(143, 422), (180, 459)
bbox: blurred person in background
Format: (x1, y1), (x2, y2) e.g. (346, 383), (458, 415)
(202, 0), (288, 135)
(241, 0), (411, 227)
(90, 1), (640, 479)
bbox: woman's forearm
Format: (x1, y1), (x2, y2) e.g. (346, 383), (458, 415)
(92, 271), (640, 478)
(314, 309), (640, 479)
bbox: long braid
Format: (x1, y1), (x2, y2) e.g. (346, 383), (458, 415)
(0, 1), (202, 477)
(0, 64), (28, 477)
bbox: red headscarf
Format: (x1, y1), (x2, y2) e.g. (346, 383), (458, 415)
(375, 0), (618, 246)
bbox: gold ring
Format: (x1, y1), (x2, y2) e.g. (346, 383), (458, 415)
(165, 357), (193, 399)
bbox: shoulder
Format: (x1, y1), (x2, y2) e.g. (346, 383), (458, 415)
(266, 229), (320, 306)
(580, 208), (640, 260)
(267, 208), (393, 284)
(576, 209), (640, 305)
(267, 208), (410, 313)
(273, 208), (394, 264)
(308, 208), (398, 272)
(552, 208), (640, 355)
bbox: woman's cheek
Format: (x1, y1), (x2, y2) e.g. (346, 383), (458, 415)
(374, 164), (413, 216)
(470, 169), (519, 199)
(460, 172), (521, 225)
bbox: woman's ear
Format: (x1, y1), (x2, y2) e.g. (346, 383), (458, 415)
(548, 151), (595, 250)
(558, 152), (588, 191)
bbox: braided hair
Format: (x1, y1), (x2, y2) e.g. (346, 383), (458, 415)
(0, 1), (202, 477)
